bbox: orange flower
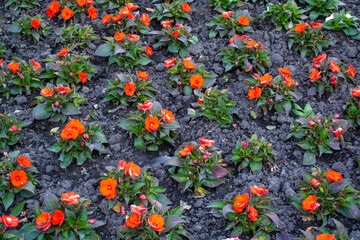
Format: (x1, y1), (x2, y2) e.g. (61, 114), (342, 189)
(30, 59), (41, 71)
(145, 116), (160, 132)
(164, 58), (176, 68)
(248, 206), (258, 221)
(99, 178), (117, 199)
(179, 145), (193, 157)
(316, 234), (336, 240)
(60, 128), (79, 140)
(77, 0), (86, 6)
(119, 160), (127, 170)
(61, 192), (80, 204)
(127, 33), (139, 42)
(114, 32), (125, 42)
(181, 2), (191, 13)
(51, 210), (64, 227)
(222, 11), (233, 18)
(146, 45), (153, 56)
(250, 186), (268, 196)
(279, 68), (292, 76)
(130, 204), (148, 215)
(124, 82), (136, 96)
(330, 61), (340, 73)
(57, 48), (69, 57)
(229, 34), (240, 44)
(161, 20), (173, 28)
(183, 60), (196, 70)
(88, 7), (97, 20)
(78, 72), (87, 83)
(294, 23), (306, 33)
(66, 119), (85, 134)
(189, 75), (204, 89)
(56, 86), (71, 94)
(309, 70), (321, 82)
(7, 62), (21, 73)
(310, 22), (322, 29)
(138, 100), (153, 112)
(124, 214), (142, 228)
(125, 162), (141, 178)
(259, 74), (272, 85)
(246, 40), (258, 49)
(112, 15), (121, 22)
(310, 178), (320, 187)
(137, 71), (148, 80)
(352, 88), (360, 97)
(125, 3), (137, 11)
(346, 65), (356, 77)
(119, 8), (130, 17)
(284, 76), (295, 87)
(148, 213), (165, 231)
(31, 19), (40, 28)
(17, 156), (31, 167)
(102, 14), (112, 24)
(140, 13), (150, 26)
(0, 216), (19, 229)
(233, 194), (249, 213)
(326, 170), (343, 182)
(10, 170), (28, 187)
(199, 137), (214, 148)
(238, 16), (249, 26)
(248, 86), (262, 100)
(313, 54), (327, 63)
(171, 32), (180, 38)
(302, 195), (320, 213)
(40, 87), (54, 97)
(61, 7), (74, 20)
(161, 109), (175, 123)
(46, 1), (60, 19)
(36, 212), (51, 231)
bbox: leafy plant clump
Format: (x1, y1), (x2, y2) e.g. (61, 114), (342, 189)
(262, 1), (306, 31)
(188, 87), (238, 128)
(32, 85), (87, 122)
(209, 186), (279, 238)
(48, 119), (107, 168)
(207, 0), (243, 12)
(119, 100), (180, 151)
(232, 134), (276, 172)
(299, 0), (345, 20)
(152, 1), (192, 24)
(0, 151), (38, 210)
(5, 0), (40, 13)
(288, 22), (331, 58)
(344, 88), (360, 129)
(292, 168), (360, 223)
(207, 10), (253, 39)
(167, 137), (229, 198)
(220, 35), (272, 73)
(0, 113), (27, 151)
(287, 103), (350, 165)
(246, 69), (302, 116)
(96, 0), (133, 12)
(55, 25), (99, 50)
(323, 10), (360, 40)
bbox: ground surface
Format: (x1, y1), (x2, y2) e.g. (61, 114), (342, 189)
(1, 0), (360, 239)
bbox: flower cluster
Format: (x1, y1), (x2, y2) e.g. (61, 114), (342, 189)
(167, 137), (228, 197)
(48, 119), (107, 168)
(246, 68), (302, 115)
(344, 88), (360, 129)
(152, 1), (192, 23)
(323, 10), (360, 40)
(46, 0), (98, 21)
(55, 25), (99, 49)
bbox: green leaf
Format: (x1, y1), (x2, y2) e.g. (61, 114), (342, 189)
(94, 43), (113, 57)
(297, 140), (315, 150)
(61, 103), (81, 116)
(3, 192), (14, 210)
(336, 202), (360, 219)
(32, 103), (52, 120)
(168, 43), (178, 53)
(48, 143), (62, 153)
(134, 136), (146, 152)
(171, 174), (187, 183)
(7, 23), (22, 33)
(134, 57), (151, 66)
(20, 181), (35, 194)
(303, 151), (316, 165)
(10, 200), (25, 217)
(184, 86), (193, 96)
(309, 11), (321, 20)
(250, 160), (262, 171)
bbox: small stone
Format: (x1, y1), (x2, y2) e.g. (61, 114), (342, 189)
(94, 104), (99, 109)
(270, 53), (284, 66)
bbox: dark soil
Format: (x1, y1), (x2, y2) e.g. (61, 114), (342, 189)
(1, 0), (360, 239)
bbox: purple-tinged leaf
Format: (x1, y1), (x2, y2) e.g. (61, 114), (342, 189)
(212, 164), (228, 179)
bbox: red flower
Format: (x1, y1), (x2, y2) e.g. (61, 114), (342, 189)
(309, 70), (321, 82)
(61, 192), (80, 204)
(125, 162), (141, 178)
(78, 72), (87, 83)
(138, 100), (153, 112)
(124, 82), (135, 96)
(88, 7), (97, 20)
(0, 216), (19, 230)
(250, 186), (268, 196)
(7, 62), (21, 73)
(345, 65), (356, 77)
(146, 45), (153, 56)
(164, 58), (176, 68)
(326, 170), (343, 182)
(302, 195), (320, 213)
(310, 178), (320, 187)
(114, 32), (125, 42)
(313, 54), (327, 63)
(31, 19), (40, 28)
(124, 214), (142, 228)
(179, 145), (193, 157)
(17, 156), (32, 167)
(294, 23), (306, 33)
(145, 116), (160, 132)
(181, 3), (191, 13)
(161, 20), (173, 28)
(148, 214), (166, 231)
(125, 3), (137, 11)
(36, 212), (51, 231)
(333, 127), (343, 139)
(41, 87), (54, 97)
(130, 204), (148, 215)
(102, 14), (112, 24)
(310, 22), (322, 28)
(140, 13), (150, 26)
(199, 137), (214, 148)
(247, 206), (258, 221)
(30, 60), (41, 71)
(51, 210), (64, 227)
(10, 170), (28, 187)
(233, 194), (249, 213)
(127, 33), (139, 42)
(171, 32), (180, 38)
(259, 74), (272, 85)
(238, 16), (249, 26)
(57, 48), (70, 57)
(222, 11), (233, 18)
(137, 71), (148, 80)
(248, 86), (262, 100)
(61, 7), (74, 20)
(316, 234), (336, 240)
(352, 88), (360, 97)
(99, 178), (117, 199)
(161, 109), (175, 123)
(229, 34), (240, 44)
(330, 61), (340, 73)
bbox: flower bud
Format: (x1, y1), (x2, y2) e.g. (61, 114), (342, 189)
(86, 203), (90, 207)
(310, 178), (320, 187)
(83, 134), (89, 139)
(86, 34), (90, 37)
(234, 61), (238, 65)
(269, 99), (273, 103)
(203, 155), (208, 160)
(87, 219), (96, 224)
(198, 97), (204, 104)
(193, 160), (197, 164)
(241, 141), (248, 147)
(9, 125), (18, 132)
(308, 121), (315, 125)
(177, 81), (182, 85)
(54, 102), (59, 107)
(80, 142), (85, 146)
(140, 194), (147, 201)
(121, 206), (126, 215)
(69, 72), (73, 76)
(335, 114), (340, 118)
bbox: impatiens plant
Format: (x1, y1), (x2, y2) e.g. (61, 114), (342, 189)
(246, 68), (302, 115)
(98, 160), (170, 208)
(152, 1), (191, 24)
(17, 192), (104, 239)
(288, 22), (331, 58)
(95, 34), (151, 71)
(7, 15), (51, 43)
(55, 25), (99, 49)
(0, 42), (6, 58)
(41, 48), (96, 85)
(262, 2), (306, 31)
(166, 57), (217, 95)
(188, 87), (238, 128)
(0, 215), (19, 240)
(292, 169), (360, 223)
(0, 113), (27, 151)
(96, 0), (134, 12)
(0, 58), (42, 96)
(167, 137), (229, 198)
(0, 151), (38, 210)
(119, 100), (180, 151)
(152, 21), (198, 58)
(4, 0), (39, 13)
(207, 10), (253, 39)
(45, 0), (98, 22)
(232, 134), (276, 172)
(48, 119), (107, 168)
(32, 85), (87, 122)
(101, 4), (151, 34)
(207, 0), (242, 12)
(299, 0), (345, 20)
(219, 35), (272, 73)
(103, 72), (157, 108)
(209, 186), (279, 238)
(287, 103), (350, 165)
(343, 88), (360, 129)
(118, 204), (189, 240)
(307, 54), (355, 97)
(323, 10), (360, 40)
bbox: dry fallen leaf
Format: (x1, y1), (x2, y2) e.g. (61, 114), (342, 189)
(50, 127), (59, 135)
(112, 201), (122, 213)
(180, 200), (192, 210)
